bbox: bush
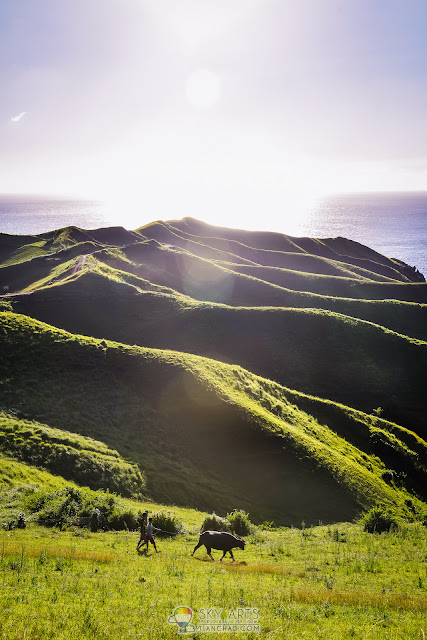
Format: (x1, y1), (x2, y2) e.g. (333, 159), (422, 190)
(2, 515), (26, 530)
(226, 509), (252, 536)
(200, 513), (230, 533)
(361, 506), (400, 533)
(109, 509), (138, 531)
(151, 510), (184, 537)
(22, 485), (140, 531)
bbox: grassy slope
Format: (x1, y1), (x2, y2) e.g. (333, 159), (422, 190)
(86, 246), (427, 344)
(5, 237), (427, 346)
(0, 232), (55, 266)
(0, 413), (145, 497)
(0, 453), (69, 493)
(141, 220), (424, 284)
(102, 244), (427, 339)
(0, 453), (91, 522)
(116, 240), (427, 308)
(4, 241), (427, 341)
(0, 225), (140, 267)
(223, 261), (427, 299)
(222, 251), (400, 280)
(159, 217), (424, 281)
(105, 243), (427, 341)
(1, 220), (427, 524)
(1, 310), (425, 525)
(132, 231), (427, 302)
(136, 220), (257, 265)
(11, 273), (427, 437)
(1, 221), (427, 639)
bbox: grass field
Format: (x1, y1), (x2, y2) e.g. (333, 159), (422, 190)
(1, 516), (426, 639)
(1, 454), (426, 639)
(1, 218), (427, 637)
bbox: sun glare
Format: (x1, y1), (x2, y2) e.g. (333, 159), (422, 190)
(146, 0), (262, 49)
(186, 70), (221, 110)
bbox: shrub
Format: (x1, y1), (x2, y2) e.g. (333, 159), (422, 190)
(361, 506), (400, 533)
(109, 509), (138, 531)
(2, 515), (26, 530)
(200, 513), (230, 533)
(22, 485), (140, 531)
(151, 510), (184, 537)
(23, 487), (51, 513)
(226, 509), (252, 536)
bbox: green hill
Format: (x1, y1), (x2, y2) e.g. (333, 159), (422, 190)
(1, 218), (426, 524)
(0, 310), (426, 524)
(0, 412), (145, 497)
(9, 274), (427, 435)
(148, 217), (424, 282)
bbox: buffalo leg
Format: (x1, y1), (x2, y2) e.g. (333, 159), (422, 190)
(205, 546), (214, 560)
(192, 541), (202, 556)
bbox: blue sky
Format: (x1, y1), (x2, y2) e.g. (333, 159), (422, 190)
(1, 0), (426, 228)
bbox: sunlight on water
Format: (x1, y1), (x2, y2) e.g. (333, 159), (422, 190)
(266, 192), (425, 277)
(0, 196), (106, 235)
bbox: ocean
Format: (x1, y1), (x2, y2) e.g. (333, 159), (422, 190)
(0, 191), (426, 277)
(294, 191), (427, 278)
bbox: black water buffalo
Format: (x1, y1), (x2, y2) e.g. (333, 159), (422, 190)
(192, 531), (246, 561)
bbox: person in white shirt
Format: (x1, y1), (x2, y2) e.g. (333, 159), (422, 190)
(144, 517), (160, 553)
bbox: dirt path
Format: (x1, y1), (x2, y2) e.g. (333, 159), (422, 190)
(0, 254), (90, 298)
(70, 254), (88, 276)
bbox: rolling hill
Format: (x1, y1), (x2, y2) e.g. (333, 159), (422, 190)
(1, 218), (426, 525)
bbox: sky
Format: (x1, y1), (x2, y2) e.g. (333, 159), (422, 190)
(1, 0), (427, 230)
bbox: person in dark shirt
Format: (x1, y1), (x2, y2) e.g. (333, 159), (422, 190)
(136, 510), (148, 551)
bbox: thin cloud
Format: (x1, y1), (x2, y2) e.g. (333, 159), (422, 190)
(10, 112), (28, 123)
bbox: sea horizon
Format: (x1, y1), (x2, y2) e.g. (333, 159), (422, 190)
(0, 190), (426, 277)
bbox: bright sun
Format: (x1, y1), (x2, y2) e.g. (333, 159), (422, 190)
(185, 69), (221, 109)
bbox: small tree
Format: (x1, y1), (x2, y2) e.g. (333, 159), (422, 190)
(226, 509), (252, 536)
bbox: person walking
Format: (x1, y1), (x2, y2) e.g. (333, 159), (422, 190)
(136, 510), (148, 551)
(144, 517), (160, 553)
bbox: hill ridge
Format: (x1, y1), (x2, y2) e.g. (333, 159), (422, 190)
(1, 218), (426, 522)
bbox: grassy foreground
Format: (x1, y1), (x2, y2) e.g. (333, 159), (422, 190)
(1, 516), (426, 640)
